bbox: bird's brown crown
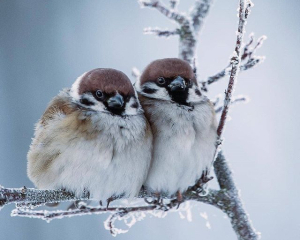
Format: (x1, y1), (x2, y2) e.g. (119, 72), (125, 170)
(140, 58), (197, 85)
(78, 68), (135, 96)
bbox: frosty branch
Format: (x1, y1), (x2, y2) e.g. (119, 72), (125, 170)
(0, 185), (219, 211)
(140, 0), (213, 63)
(216, 0), (252, 138)
(214, 95), (249, 114)
(1, 184), (223, 236)
(200, 34), (266, 92)
(140, 0), (265, 92)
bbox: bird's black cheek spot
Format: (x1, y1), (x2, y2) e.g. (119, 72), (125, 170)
(195, 89), (201, 96)
(143, 87), (157, 94)
(80, 98), (95, 106)
(131, 102), (139, 109)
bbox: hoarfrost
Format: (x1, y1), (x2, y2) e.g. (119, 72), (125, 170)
(206, 221), (211, 229)
(149, 209), (168, 219)
(177, 202), (193, 222)
(200, 212), (211, 229)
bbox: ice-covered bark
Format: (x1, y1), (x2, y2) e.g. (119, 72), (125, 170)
(144, 27), (180, 37)
(0, 185), (219, 211)
(214, 152), (260, 240)
(0, 186), (90, 210)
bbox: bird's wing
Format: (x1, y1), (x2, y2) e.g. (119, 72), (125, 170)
(40, 89), (76, 126)
(27, 89), (77, 186)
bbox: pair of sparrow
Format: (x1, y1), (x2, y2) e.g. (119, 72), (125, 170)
(27, 58), (217, 204)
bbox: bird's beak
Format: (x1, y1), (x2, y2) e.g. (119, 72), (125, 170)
(168, 76), (186, 92)
(107, 93), (124, 113)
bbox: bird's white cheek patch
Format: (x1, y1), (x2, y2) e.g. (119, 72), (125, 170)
(138, 82), (171, 101)
(124, 97), (140, 115)
(187, 85), (203, 103)
(74, 93), (106, 112)
(91, 101), (106, 113)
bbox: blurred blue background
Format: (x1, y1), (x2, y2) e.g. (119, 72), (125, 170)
(0, 0), (299, 239)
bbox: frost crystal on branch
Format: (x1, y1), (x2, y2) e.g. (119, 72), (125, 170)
(144, 27), (180, 37)
(170, 0), (179, 9)
(132, 67), (141, 82)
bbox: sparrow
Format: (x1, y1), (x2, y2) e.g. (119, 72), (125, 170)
(135, 58), (217, 201)
(27, 68), (153, 203)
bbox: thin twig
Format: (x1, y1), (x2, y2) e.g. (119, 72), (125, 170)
(200, 33), (266, 92)
(144, 27), (180, 37)
(12, 205), (155, 222)
(216, 0), (252, 138)
(214, 95), (249, 113)
(190, 0), (213, 34)
(139, 0), (187, 24)
(170, 0), (179, 9)
(140, 0), (213, 63)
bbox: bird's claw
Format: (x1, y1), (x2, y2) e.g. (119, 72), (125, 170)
(145, 191), (184, 211)
(106, 196), (119, 209)
(191, 171), (213, 192)
(144, 195), (171, 211)
(170, 191), (183, 209)
(106, 197), (113, 209)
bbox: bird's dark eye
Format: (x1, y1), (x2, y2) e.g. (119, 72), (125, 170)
(157, 77), (165, 85)
(95, 90), (104, 99)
